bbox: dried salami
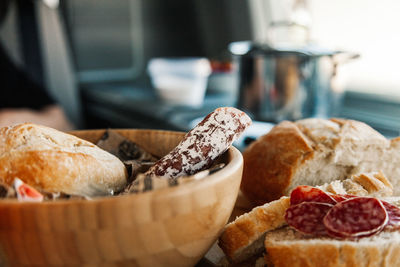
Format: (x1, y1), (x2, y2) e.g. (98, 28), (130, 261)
(382, 201), (400, 230)
(290, 185), (337, 206)
(285, 202), (333, 235)
(145, 107), (252, 179)
(328, 194), (356, 203)
(323, 197), (388, 238)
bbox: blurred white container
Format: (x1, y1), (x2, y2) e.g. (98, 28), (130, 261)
(147, 58), (212, 107)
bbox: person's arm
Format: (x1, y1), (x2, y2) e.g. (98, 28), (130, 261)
(0, 105), (74, 131)
(0, 40), (75, 131)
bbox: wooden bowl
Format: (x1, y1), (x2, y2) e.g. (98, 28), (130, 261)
(0, 129), (243, 267)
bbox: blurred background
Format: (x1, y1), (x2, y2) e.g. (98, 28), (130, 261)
(1, 0), (400, 142)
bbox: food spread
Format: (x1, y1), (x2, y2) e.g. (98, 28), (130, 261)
(0, 107), (252, 202)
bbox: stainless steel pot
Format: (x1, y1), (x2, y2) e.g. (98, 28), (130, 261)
(229, 41), (359, 122)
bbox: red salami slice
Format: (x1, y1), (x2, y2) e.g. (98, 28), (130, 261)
(285, 202), (333, 235)
(382, 201), (400, 230)
(323, 197), (388, 238)
(329, 194), (356, 203)
(290, 185), (337, 206)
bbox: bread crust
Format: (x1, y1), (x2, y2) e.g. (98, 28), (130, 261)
(0, 123), (128, 196)
(218, 197), (290, 262)
(241, 121), (314, 205)
(264, 227), (400, 267)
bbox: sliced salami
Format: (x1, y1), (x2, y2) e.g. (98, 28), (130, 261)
(382, 201), (400, 230)
(323, 197), (388, 238)
(285, 202), (333, 235)
(328, 194), (356, 203)
(290, 185), (337, 206)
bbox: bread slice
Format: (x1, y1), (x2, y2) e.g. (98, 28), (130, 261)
(318, 171), (393, 197)
(218, 196), (290, 263)
(264, 195), (400, 267)
(264, 226), (400, 267)
(240, 118), (400, 205)
(219, 172), (392, 263)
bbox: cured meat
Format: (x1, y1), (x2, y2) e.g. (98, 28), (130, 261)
(13, 178), (43, 202)
(382, 201), (400, 230)
(323, 197), (388, 238)
(329, 194), (356, 203)
(290, 185), (337, 206)
(285, 202), (333, 235)
(145, 107), (252, 179)
(286, 186), (400, 239)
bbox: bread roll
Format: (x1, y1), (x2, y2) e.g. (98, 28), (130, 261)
(240, 118), (398, 205)
(0, 123), (128, 197)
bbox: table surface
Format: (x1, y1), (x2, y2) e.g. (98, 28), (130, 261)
(81, 81), (237, 131)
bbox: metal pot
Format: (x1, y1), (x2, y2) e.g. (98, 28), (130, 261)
(229, 41), (359, 122)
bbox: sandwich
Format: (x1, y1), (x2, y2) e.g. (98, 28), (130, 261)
(219, 118), (400, 266)
(218, 172), (394, 264)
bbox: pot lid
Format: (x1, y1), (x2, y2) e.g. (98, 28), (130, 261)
(229, 41), (359, 59)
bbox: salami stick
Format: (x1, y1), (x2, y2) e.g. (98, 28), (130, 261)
(145, 107), (252, 179)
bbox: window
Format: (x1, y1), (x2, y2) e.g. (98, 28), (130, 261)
(309, 0), (400, 98)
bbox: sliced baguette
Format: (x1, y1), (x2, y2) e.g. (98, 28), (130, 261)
(264, 225), (400, 267)
(218, 196), (290, 263)
(219, 172), (393, 263)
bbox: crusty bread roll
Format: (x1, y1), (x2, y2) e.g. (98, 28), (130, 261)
(0, 123), (128, 197)
(240, 118), (400, 205)
(219, 172), (393, 263)
(264, 225), (400, 267)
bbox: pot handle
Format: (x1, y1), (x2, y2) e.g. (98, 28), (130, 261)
(331, 51), (360, 65)
(329, 51), (360, 85)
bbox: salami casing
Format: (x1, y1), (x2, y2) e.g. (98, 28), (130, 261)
(382, 201), (400, 230)
(290, 185), (337, 206)
(328, 194), (356, 203)
(145, 107), (252, 179)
